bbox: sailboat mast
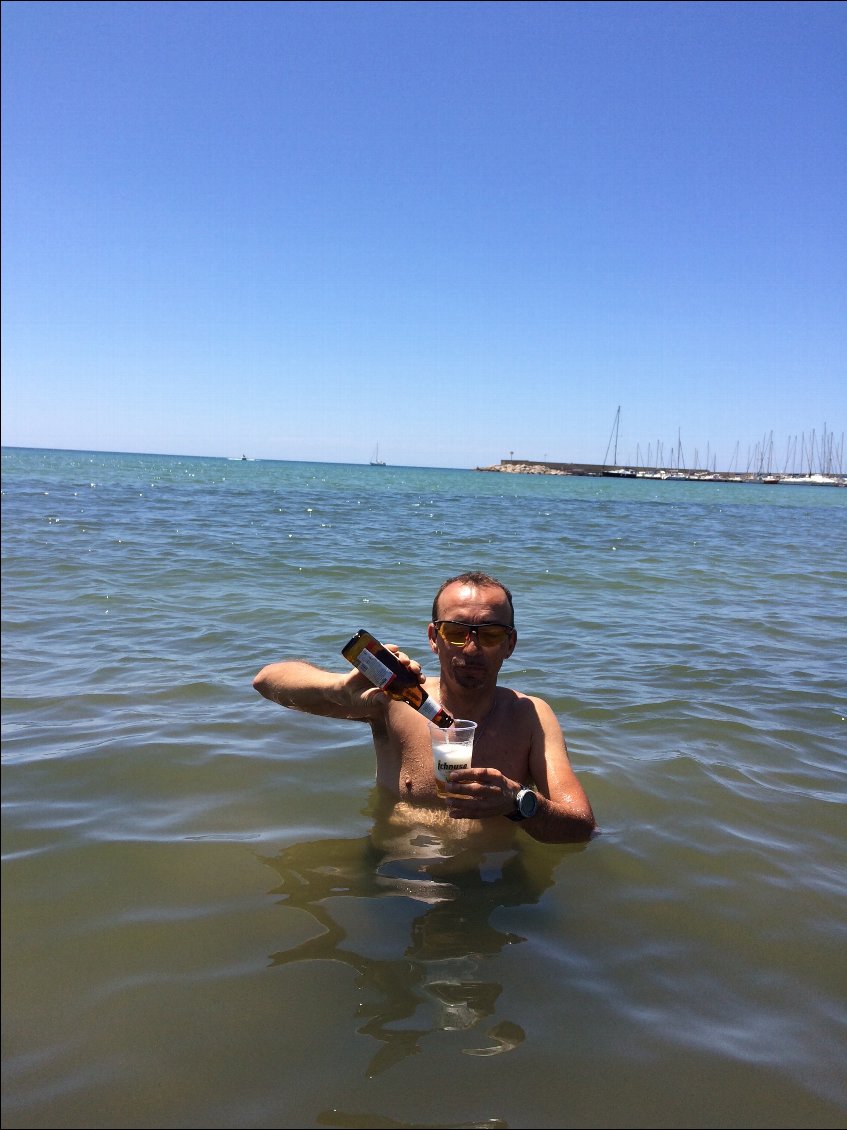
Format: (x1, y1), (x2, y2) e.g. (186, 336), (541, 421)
(604, 406), (621, 467)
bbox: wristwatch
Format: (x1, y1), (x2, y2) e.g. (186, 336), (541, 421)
(507, 787), (538, 822)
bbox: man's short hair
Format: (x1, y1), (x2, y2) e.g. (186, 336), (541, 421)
(431, 572), (515, 626)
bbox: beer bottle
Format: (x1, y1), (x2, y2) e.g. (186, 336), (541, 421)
(341, 629), (454, 727)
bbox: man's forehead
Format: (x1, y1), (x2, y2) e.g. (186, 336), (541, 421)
(439, 582), (507, 610)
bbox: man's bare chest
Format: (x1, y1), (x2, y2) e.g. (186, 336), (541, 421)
(471, 726), (530, 779)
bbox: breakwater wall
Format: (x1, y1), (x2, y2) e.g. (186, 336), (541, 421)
(475, 460), (846, 486)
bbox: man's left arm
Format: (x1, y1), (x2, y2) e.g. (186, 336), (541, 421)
(518, 696), (596, 843)
(445, 696), (597, 843)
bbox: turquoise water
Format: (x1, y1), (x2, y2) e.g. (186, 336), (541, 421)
(2, 447), (846, 1129)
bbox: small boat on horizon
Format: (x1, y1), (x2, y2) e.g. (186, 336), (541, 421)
(369, 444), (387, 466)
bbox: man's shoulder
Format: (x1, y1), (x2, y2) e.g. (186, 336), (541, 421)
(497, 686), (556, 720)
(496, 685), (542, 706)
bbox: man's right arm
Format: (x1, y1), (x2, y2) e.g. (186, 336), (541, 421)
(252, 660), (379, 721)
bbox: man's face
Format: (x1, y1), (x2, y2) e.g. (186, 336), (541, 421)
(428, 582), (516, 691)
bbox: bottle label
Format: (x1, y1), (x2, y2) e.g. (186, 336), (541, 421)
(418, 698), (440, 721)
(354, 649), (395, 691)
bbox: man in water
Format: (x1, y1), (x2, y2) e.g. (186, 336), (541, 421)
(253, 571), (596, 843)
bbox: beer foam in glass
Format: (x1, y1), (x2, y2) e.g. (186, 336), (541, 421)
(429, 719), (477, 798)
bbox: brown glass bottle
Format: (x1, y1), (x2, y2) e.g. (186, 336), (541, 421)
(341, 629), (454, 727)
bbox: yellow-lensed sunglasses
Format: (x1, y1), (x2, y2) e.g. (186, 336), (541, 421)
(434, 620), (514, 648)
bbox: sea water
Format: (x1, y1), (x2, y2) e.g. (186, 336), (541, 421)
(2, 447), (846, 1129)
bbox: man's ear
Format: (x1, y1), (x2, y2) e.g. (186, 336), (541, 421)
(505, 630), (517, 659)
(427, 623), (438, 653)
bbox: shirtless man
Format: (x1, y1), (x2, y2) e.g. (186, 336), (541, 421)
(253, 571), (596, 844)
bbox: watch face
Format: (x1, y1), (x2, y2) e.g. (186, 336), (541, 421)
(518, 789), (537, 817)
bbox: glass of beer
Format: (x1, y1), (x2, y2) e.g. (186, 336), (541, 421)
(429, 719), (477, 798)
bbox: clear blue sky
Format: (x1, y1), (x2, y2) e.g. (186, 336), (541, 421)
(2, 0), (845, 470)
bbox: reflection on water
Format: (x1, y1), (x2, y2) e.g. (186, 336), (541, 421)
(260, 791), (572, 1081)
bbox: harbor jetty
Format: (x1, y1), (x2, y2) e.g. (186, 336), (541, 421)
(475, 460), (845, 486)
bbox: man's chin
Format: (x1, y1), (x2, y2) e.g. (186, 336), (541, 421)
(451, 665), (488, 688)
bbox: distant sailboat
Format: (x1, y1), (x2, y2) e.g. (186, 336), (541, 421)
(370, 444), (386, 466)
